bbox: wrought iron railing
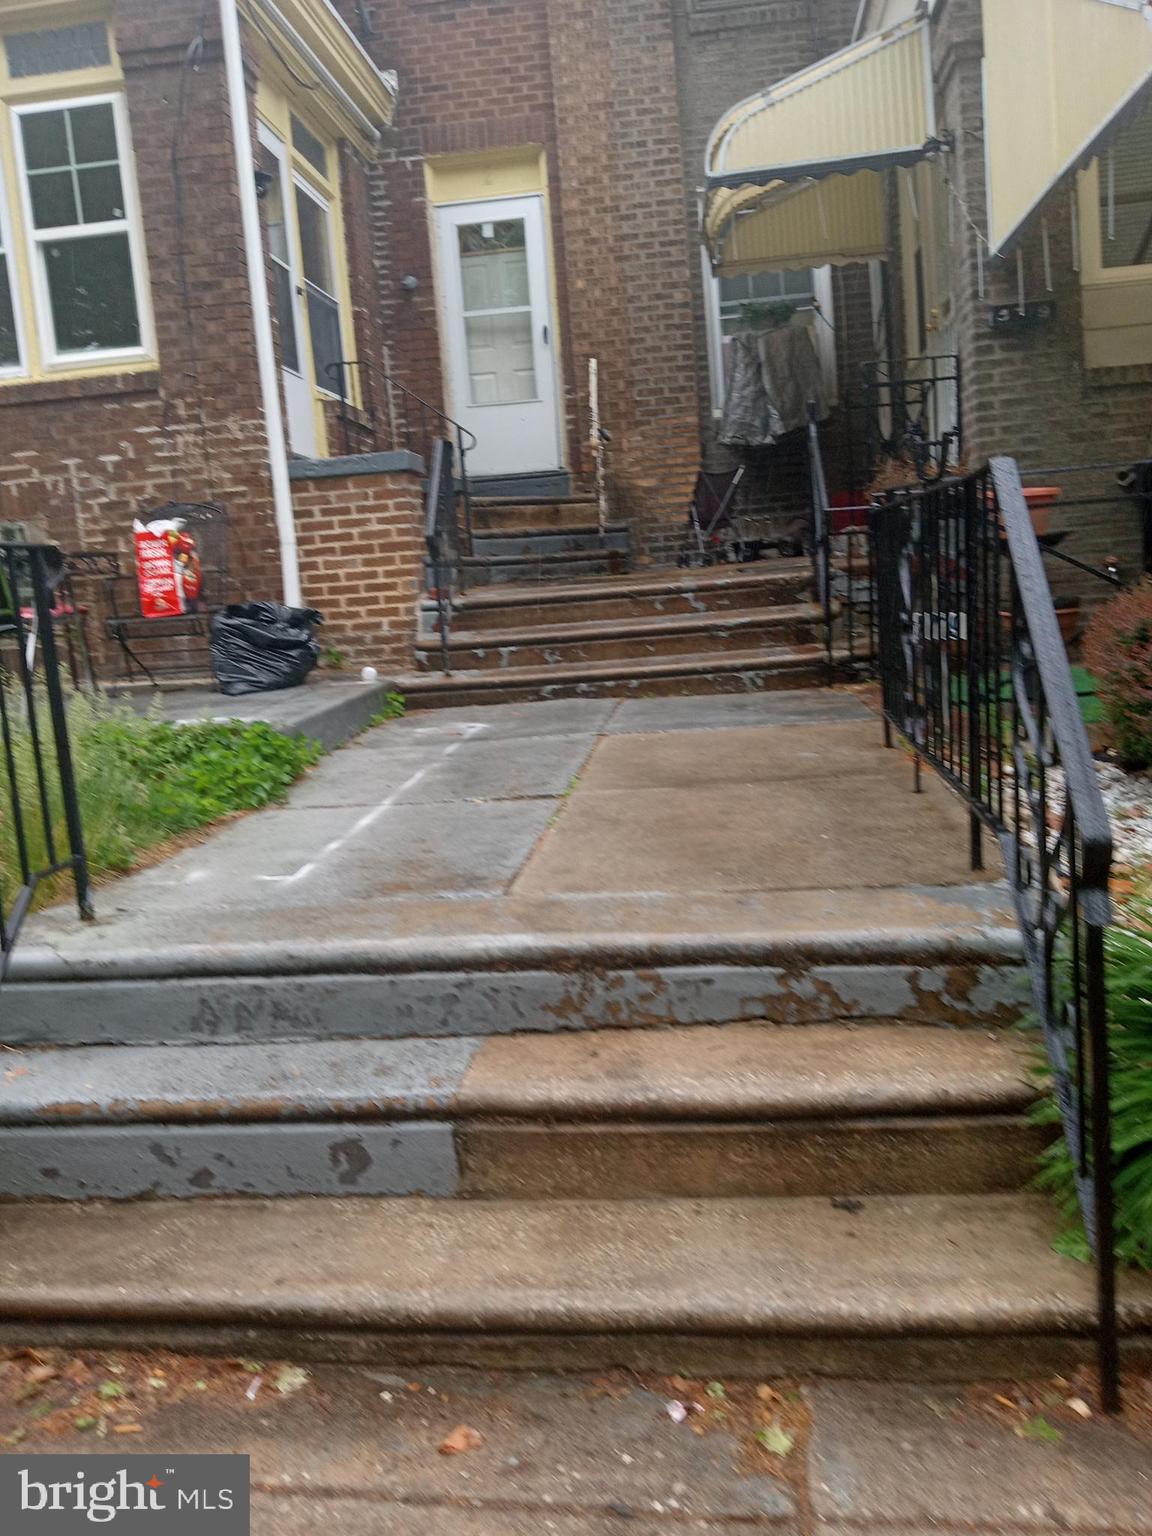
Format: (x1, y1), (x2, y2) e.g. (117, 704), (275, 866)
(855, 353), (962, 488)
(871, 459), (1119, 1409)
(807, 403), (874, 674)
(1020, 459), (1152, 592)
(0, 543), (93, 984)
(327, 359), (477, 556)
(425, 438), (461, 675)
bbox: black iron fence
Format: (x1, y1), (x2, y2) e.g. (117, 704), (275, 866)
(870, 460), (1119, 1409)
(327, 359), (477, 559)
(425, 438), (462, 675)
(0, 543), (93, 982)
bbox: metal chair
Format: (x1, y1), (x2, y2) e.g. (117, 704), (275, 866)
(681, 466), (747, 566)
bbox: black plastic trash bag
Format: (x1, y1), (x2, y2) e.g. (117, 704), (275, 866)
(210, 601), (324, 697)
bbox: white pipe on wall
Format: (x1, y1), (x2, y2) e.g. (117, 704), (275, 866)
(218, 0), (303, 608)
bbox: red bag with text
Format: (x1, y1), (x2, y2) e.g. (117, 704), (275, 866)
(134, 520), (193, 619)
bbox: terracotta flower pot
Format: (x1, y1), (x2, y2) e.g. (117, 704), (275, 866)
(1020, 486), (1063, 537)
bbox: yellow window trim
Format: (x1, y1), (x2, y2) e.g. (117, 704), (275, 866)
(1077, 162), (1152, 367)
(256, 69), (362, 449)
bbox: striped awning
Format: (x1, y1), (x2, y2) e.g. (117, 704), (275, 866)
(983, 0), (1152, 254)
(704, 15), (935, 276)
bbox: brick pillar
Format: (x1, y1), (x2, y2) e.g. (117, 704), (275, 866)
(290, 452), (425, 671)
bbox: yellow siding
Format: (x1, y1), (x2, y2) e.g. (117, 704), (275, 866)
(708, 173), (887, 278)
(425, 147), (547, 206)
(983, 0), (1152, 254)
(707, 19), (930, 180)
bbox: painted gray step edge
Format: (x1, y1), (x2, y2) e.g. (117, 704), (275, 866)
(0, 1122), (456, 1199)
(2, 961), (1027, 1047)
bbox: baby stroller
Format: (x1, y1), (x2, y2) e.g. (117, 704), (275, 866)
(680, 465), (746, 566)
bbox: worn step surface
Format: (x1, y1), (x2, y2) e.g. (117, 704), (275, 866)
(470, 497), (602, 532)
(460, 549), (632, 586)
(454, 562), (814, 630)
(416, 605), (824, 672)
(2, 1192), (1149, 1377)
(0, 1024), (1043, 1200)
(470, 525), (630, 559)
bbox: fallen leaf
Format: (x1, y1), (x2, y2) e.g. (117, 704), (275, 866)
(73, 1417), (97, 1432)
(274, 1366), (310, 1396)
(756, 1423), (796, 1457)
(756, 1385), (782, 1405)
(1066, 1397), (1092, 1419)
(244, 1376), (263, 1402)
(665, 1400), (688, 1424)
(439, 1424), (484, 1456)
(3, 1428), (28, 1445)
(27, 1364), (58, 1385)
(113, 1424), (143, 1435)
(97, 1383), (125, 1401)
(146, 1377), (167, 1391)
(1016, 1416), (1063, 1443)
(705, 1382), (727, 1401)
(993, 1394), (1018, 1412)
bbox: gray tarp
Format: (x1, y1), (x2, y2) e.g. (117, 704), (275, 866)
(718, 323), (829, 448)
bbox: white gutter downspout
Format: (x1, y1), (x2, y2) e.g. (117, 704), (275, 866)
(218, 0), (303, 607)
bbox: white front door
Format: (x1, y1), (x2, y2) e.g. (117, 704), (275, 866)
(437, 196), (561, 477)
(257, 124), (317, 458)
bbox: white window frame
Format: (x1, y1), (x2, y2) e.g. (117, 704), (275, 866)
(292, 172), (344, 398)
(0, 151), (28, 378)
(703, 261), (837, 414)
(9, 90), (154, 369)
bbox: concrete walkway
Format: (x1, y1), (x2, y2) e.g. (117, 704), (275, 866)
(1, 1354), (1150, 1534)
(21, 689), (1010, 968)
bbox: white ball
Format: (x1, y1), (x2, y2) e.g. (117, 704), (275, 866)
(360, 666), (379, 684)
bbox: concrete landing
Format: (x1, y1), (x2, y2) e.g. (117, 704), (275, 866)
(113, 676), (395, 751)
(18, 690), (1012, 970)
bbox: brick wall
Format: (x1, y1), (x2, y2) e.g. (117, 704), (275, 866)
(0, 0), (391, 674)
(931, 0), (1152, 607)
(291, 455), (425, 669)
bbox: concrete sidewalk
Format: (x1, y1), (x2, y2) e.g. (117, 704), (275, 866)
(20, 689), (1011, 970)
(1, 1353), (1150, 1534)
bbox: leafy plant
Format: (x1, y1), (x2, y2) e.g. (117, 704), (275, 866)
(1083, 581), (1152, 767)
(0, 689), (321, 907)
(1033, 904), (1152, 1269)
(367, 691), (406, 727)
(321, 646), (347, 671)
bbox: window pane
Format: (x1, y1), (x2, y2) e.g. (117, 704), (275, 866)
(69, 102), (118, 165)
(1100, 99), (1152, 268)
(78, 163), (125, 222)
(258, 145), (290, 263)
(0, 255), (19, 367)
(6, 23), (110, 79)
(464, 310), (537, 405)
(783, 267), (814, 296)
(43, 232), (140, 352)
(295, 189), (333, 293)
(29, 169), (78, 229)
(306, 287), (342, 389)
(21, 110), (70, 171)
(291, 115), (327, 178)
(273, 261), (299, 374)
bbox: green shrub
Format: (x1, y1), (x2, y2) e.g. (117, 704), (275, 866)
(1083, 581), (1152, 768)
(0, 690), (321, 904)
(1034, 904), (1152, 1268)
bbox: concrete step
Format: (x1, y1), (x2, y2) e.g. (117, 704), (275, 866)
(416, 605), (823, 673)
(469, 526), (631, 559)
(2, 1192), (1148, 1376)
(454, 562), (814, 631)
(395, 643), (846, 706)
(460, 548), (631, 586)
(470, 497), (601, 532)
(469, 471), (572, 500)
(3, 930), (1024, 1048)
(0, 1025), (1042, 1200)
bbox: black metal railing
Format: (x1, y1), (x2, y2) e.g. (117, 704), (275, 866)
(0, 543), (93, 983)
(855, 354), (962, 487)
(1020, 459), (1152, 592)
(871, 459), (1119, 1409)
(327, 359), (477, 556)
(425, 438), (461, 675)
(807, 402), (874, 674)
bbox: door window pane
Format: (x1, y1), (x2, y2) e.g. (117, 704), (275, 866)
(306, 288), (342, 392)
(44, 233), (140, 352)
(290, 115), (328, 179)
(0, 255), (18, 367)
(464, 310), (537, 406)
(259, 143), (299, 373)
(1100, 97), (1152, 268)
